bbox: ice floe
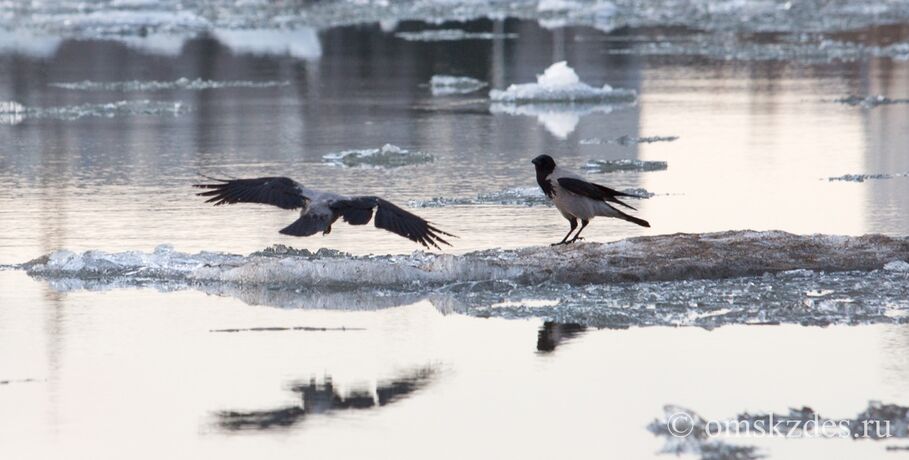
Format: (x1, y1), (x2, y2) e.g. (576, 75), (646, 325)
(581, 135), (678, 146)
(50, 78), (289, 91)
(489, 61), (636, 103)
(581, 159), (668, 173)
(21, 230), (909, 287)
(835, 95), (909, 108)
(19, 231), (909, 328)
(0, 100), (187, 124)
(408, 186), (652, 208)
(395, 29), (517, 41)
(429, 75), (487, 96)
(322, 144), (434, 168)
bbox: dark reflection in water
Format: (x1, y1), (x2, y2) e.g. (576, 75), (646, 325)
(216, 367), (436, 431)
(536, 321), (587, 353)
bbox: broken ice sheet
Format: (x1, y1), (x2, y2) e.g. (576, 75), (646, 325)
(834, 95), (909, 108)
(429, 75), (487, 96)
(50, 78), (290, 91)
(322, 144), (434, 168)
(407, 186), (653, 208)
(580, 135), (679, 146)
(0, 100), (187, 124)
(581, 159), (668, 173)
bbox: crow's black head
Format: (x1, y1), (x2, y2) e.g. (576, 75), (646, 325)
(531, 154), (556, 176)
(531, 154), (557, 198)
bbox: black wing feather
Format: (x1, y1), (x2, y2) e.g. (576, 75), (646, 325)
(557, 177), (637, 210)
(332, 197), (376, 225)
(334, 197), (454, 250)
(194, 176), (307, 210)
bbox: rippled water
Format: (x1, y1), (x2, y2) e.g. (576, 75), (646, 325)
(2, 5), (909, 459)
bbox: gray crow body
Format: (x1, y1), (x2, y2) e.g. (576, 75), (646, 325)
(194, 176), (453, 249)
(531, 155), (650, 245)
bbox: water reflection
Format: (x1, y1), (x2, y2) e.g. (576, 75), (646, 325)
(216, 367), (436, 431)
(536, 321), (586, 352)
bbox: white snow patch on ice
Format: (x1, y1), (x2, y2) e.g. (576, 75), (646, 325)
(489, 61), (636, 103)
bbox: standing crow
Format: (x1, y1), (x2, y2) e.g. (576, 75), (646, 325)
(194, 176), (454, 249)
(531, 155), (650, 245)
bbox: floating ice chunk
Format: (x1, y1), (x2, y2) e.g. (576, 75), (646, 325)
(409, 186), (652, 208)
(884, 261), (909, 272)
(581, 159), (668, 173)
(0, 100), (186, 123)
(489, 62), (636, 103)
(395, 29), (517, 41)
(211, 28), (322, 60)
(581, 135), (679, 145)
(827, 172), (908, 182)
(323, 144), (434, 168)
(22, 231), (909, 288)
(50, 78), (290, 91)
(429, 75), (487, 96)
(835, 95), (909, 108)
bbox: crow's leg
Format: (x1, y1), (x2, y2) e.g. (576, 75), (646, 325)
(568, 219), (589, 243)
(552, 218), (578, 246)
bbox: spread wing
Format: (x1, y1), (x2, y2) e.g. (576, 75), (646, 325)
(194, 176), (308, 210)
(331, 197), (454, 249)
(556, 177), (637, 210)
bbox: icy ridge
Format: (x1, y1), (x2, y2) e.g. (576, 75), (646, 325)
(22, 231), (909, 288)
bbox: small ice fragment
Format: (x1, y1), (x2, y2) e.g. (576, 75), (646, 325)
(581, 159), (668, 173)
(581, 135), (679, 145)
(395, 29), (517, 41)
(322, 144), (433, 168)
(827, 173), (903, 182)
(835, 95), (909, 108)
(429, 75), (487, 96)
(50, 78), (290, 91)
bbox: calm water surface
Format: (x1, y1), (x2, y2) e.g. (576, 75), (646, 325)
(2, 19), (909, 459)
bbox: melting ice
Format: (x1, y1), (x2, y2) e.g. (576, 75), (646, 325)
(322, 144), (434, 168)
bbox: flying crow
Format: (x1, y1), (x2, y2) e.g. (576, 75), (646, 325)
(194, 176), (454, 249)
(531, 155), (650, 245)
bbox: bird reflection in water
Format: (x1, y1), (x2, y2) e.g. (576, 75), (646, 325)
(216, 367), (436, 431)
(536, 321), (587, 353)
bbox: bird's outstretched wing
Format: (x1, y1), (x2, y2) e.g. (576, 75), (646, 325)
(557, 177), (637, 210)
(331, 197), (455, 249)
(194, 176), (308, 210)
